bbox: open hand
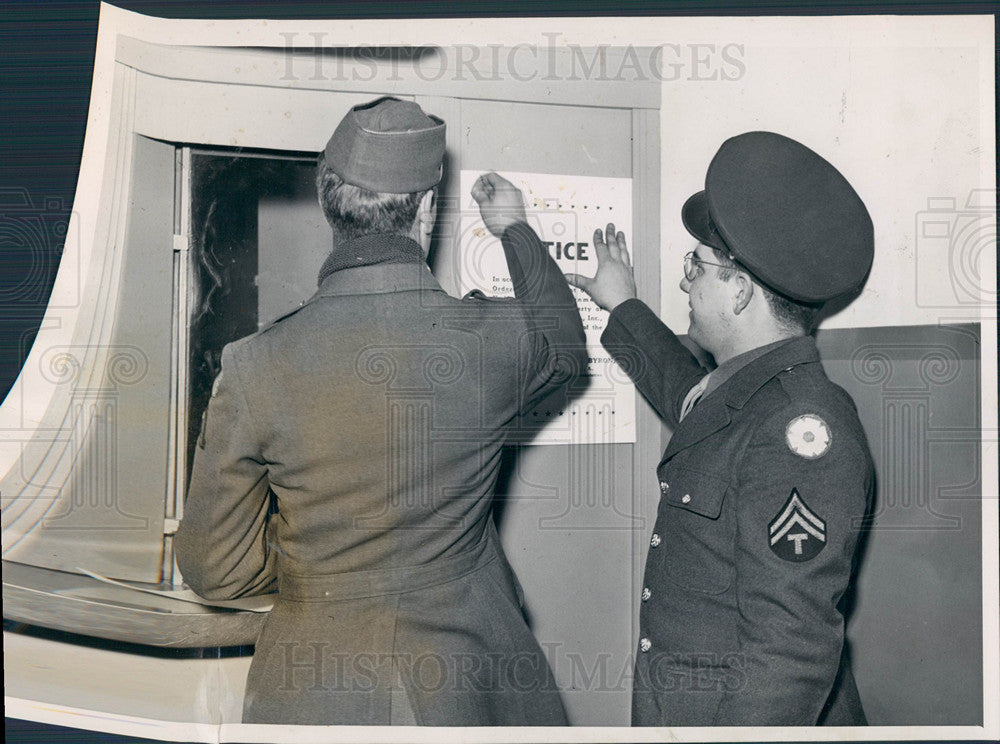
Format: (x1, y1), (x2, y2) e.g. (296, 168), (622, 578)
(470, 172), (528, 237)
(565, 223), (636, 312)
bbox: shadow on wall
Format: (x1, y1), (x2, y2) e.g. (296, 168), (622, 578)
(817, 322), (982, 726)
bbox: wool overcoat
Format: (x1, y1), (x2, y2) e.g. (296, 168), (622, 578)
(602, 299), (873, 726)
(175, 224), (586, 726)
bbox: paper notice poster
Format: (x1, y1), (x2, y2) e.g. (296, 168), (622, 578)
(458, 170), (635, 445)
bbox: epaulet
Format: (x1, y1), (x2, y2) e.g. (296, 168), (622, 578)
(774, 360), (833, 400)
(462, 289), (513, 303)
(256, 297), (313, 335)
(776, 366), (858, 422)
(753, 374), (793, 411)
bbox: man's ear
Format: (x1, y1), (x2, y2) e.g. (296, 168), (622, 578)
(412, 188), (438, 257)
(733, 272), (754, 315)
(418, 189), (437, 235)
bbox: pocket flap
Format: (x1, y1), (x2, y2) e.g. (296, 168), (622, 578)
(658, 466), (729, 519)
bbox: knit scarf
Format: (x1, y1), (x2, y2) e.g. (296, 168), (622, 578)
(317, 233), (426, 286)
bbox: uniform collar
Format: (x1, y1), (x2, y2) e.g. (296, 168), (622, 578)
(721, 334), (820, 409)
(702, 337), (795, 400)
(661, 335), (819, 464)
(314, 233), (444, 299)
(316, 233), (429, 285)
(315, 261), (445, 297)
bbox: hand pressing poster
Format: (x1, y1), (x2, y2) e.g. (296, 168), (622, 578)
(458, 170), (635, 445)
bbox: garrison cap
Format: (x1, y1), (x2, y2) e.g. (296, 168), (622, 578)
(324, 96), (445, 193)
(682, 131), (873, 303)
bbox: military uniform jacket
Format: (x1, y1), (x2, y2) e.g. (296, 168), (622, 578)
(175, 225), (585, 726)
(602, 299), (873, 727)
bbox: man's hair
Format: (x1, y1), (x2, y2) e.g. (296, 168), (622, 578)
(315, 153), (426, 239)
(709, 247), (822, 334)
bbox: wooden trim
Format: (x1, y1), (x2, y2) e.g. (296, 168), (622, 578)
(3, 561), (264, 648)
(117, 36), (661, 111)
(163, 146), (192, 587)
(630, 107), (662, 647)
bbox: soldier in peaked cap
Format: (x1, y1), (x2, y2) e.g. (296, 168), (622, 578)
(568, 131), (875, 726)
(177, 97), (584, 726)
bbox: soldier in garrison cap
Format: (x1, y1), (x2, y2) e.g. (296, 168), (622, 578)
(568, 131), (875, 726)
(177, 96), (584, 726)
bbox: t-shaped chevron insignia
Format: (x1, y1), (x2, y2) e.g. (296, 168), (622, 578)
(768, 488), (827, 561)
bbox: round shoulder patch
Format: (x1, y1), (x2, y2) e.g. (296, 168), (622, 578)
(785, 414), (832, 459)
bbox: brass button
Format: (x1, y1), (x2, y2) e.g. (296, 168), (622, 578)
(640, 637), (652, 653)
(659, 481), (670, 493)
(641, 587), (652, 602)
(682, 494), (691, 504)
(650, 533), (661, 548)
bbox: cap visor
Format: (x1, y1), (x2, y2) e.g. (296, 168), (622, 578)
(681, 191), (728, 252)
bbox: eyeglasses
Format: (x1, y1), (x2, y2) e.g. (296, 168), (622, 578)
(683, 251), (736, 281)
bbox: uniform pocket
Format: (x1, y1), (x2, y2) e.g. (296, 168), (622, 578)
(654, 466), (734, 594)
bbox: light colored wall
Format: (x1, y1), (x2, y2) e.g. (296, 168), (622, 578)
(657, 17), (995, 331)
